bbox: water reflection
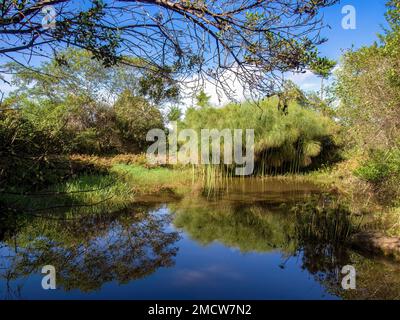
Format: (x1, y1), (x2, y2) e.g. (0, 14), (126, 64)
(1, 179), (400, 299)
(171, 179), (400, 300)
(0, 206), (179, 297)
(171, 198), (354, 294)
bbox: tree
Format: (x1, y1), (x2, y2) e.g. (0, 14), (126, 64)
(335, 0), (400, 200)
(6, 48), (180, 106)
(3, 49), (176, 158)
(0, 0), (339, 97)
(166, 105), (182, 122)
(114, 90), (164, 153)
(281, 80), (307, 107)
(195, 90), (211, 108)
(382, 0), (400, 55)
(310, 57), (336, 100)
(335, 46), (399, 149)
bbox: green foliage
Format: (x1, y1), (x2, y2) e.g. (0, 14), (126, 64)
(354, 148), (400, 202)
(54, 0), (122, 67)
(335, 1), (400, 202)
(6, 48), (180, 106)
(310, 57), (336, 100)
(0, 108), (73, 190)
(182, 97), (339, 175)
(382, 0), (400, 56)
(335, 2), (400, 149)
(335, 45), (400, 148)
(195, 90), (211, 108)
(138, 69), (180, 105)
(3, 95), (122, 155)
(1, 49), (176, 189)
(310, 57), (337, 78)
(166, 106), (182, 122)
(114, 91), (164, 153)
(3, 48), (174, 152)
(305, 91), (337, 118)
(0, 93), (166, 188)
(0, 0), (340, 95)
(280, 80), (308, 106)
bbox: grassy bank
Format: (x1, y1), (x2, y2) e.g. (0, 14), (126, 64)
(280, 157), (400, 237)
(111, 164), (195, 195)
(1, 155), (195, 215)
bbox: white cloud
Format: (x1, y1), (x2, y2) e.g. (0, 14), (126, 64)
(180, 66), (262, 110)
(285, 70), (321, 91)
(180, 68), (328, 111)
(0, 74), (14, 98)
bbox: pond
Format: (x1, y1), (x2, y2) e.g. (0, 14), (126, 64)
(1, 178), (400, 300)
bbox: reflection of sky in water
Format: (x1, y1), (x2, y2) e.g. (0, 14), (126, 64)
(0, 205), (340, 300)
(2, 242), (338, 299)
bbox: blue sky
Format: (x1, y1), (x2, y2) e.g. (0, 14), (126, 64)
(287, 0), (389, 92)
(320, 0), (388, 60)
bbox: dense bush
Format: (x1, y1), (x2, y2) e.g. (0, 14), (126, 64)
(114, 91), (164, 153)
(1, 88), (166, 190)
(355, 151), (393, 184)
(0, 109), (101, 190)
(181, 97), (340, 175)
(354, 148), (400, 202)
(0, 93), (165, 189)
(2, 48), (175, 156)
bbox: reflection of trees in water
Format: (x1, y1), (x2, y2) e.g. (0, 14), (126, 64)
(291, 200), (355, 297)
(173, 202), (296, 253)
(172, 197), (355, 255)
(172, 198), (400, 300)
(0, 206), (179, 293)
(304, 245), (400, 300)
(299, 244), (348, 296)
(339, 253), (400, 300)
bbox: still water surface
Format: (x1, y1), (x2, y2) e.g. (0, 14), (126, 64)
(1, 179), (399, 299)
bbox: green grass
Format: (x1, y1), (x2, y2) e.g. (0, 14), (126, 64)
(1, 164), (196, 215)
(111, 164), (195, 194)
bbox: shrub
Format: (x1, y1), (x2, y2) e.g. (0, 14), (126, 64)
(114, 91), (165, 153)
(355, 148), (400, 202)
(181, 97), (340, 175)
(355, 149), (400, 183)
